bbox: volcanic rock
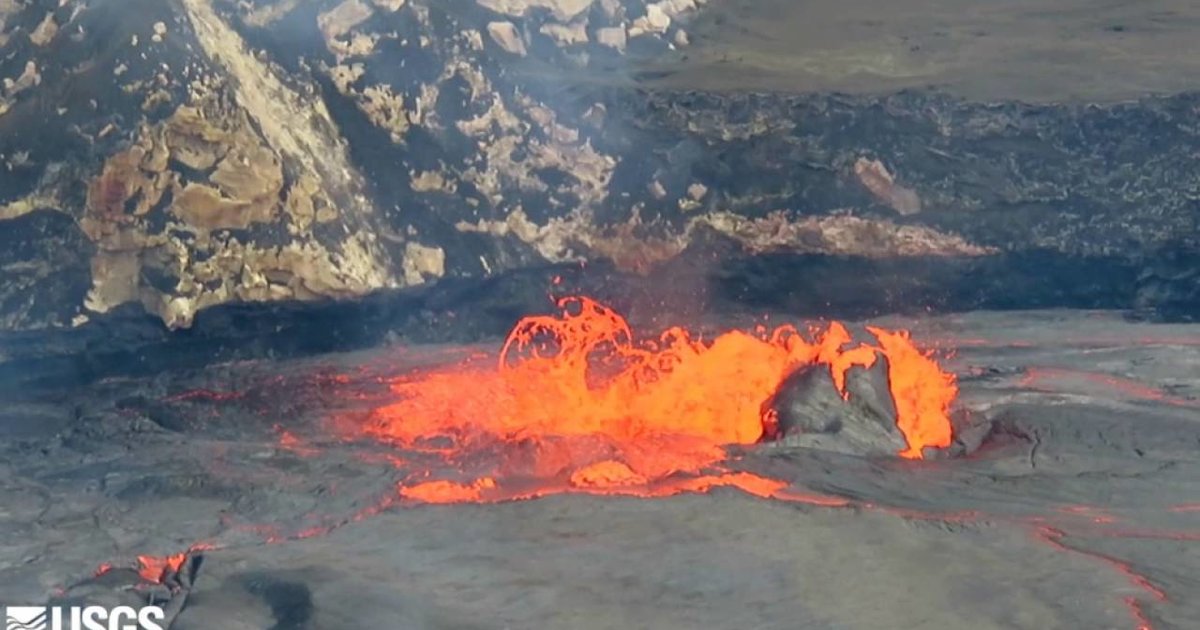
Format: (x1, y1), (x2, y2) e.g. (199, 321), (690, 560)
(479, 0), (595, 22)
(487, 21), (528, 56)
(630, 5), (671, 36)
(767, 353), (909, 457)
(596, 26), (627, 51)
(0, 0), (1197, 333)
(3, 309), (1200, 627)
(853, 157), (922, 216)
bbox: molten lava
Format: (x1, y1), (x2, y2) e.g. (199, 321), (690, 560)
(136, 553), (186, 583)
(364, 297), (956, 503)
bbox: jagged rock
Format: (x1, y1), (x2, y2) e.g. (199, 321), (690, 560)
(596, 26), (627, 51)
(320, 1), (372, 34)
(77, 87), (390, 328)
(630, 4), (670, 37)
(540, 21), (588, 47)
(28, 12), (57, 46)
(766, 354), (910, 458)
(0, 0), (1197, 332)
(487, 21), (527, 56)
(372, 0), (407, 11)
(854, 157), (921, 216)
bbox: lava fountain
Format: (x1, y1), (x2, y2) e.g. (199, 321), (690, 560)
(360, 297), (957, 504)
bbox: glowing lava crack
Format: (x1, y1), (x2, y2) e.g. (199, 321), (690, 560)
(361, 297), (957, 504)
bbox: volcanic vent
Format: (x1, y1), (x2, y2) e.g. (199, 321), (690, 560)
(8, 287), (1198, 629)
(4, 0), (1199, 624)
(356, 296), (959, 504)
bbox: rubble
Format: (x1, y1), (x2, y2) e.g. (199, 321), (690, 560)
(693, 211), (994, 258)
(629, 4), (670, 37)
(854, 157), (922, 216)
(596, 26), (627, 51)
(540, 20), (589, 46)
(487, 21), (527, 56)
(401, 241), (446, 284)
(28, 12), (58, 46)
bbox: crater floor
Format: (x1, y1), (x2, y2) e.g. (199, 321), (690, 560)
(636, 0), (1200, 102)
(0, 310), (1197, 629)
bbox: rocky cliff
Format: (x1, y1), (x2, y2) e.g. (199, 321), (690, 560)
(1, 0), (1196, 332)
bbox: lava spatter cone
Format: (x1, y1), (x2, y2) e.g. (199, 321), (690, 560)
(764, 323), (959, 458)
(766, 350), (909, 457)
(363, 297), (958, 504)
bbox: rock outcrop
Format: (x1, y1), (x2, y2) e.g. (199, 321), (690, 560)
(0, 0), (1196, 330)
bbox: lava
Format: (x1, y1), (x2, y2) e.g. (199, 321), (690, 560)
(136, 553), (187, 583)
(162, 388), (245, 403)
(275, 425), (319, 456)
(867, 326), (957, 457)
(1035, 526), (1168, 630)
(93, 552), (191, 584)
(362, 296), (957, 503)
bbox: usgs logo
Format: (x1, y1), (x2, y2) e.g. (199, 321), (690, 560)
(5, 606), (165, 630)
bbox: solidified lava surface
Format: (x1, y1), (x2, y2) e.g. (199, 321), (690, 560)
(0, 309), (1197, 629)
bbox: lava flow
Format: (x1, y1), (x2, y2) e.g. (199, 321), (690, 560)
(361, 297), (956, 504)
(136, 553), (187, 583)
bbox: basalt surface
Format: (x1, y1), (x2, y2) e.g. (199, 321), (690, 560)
(0, 309), (1196, 629)
(3, 3), (1199, 629)
(1, 0), (1198, 333)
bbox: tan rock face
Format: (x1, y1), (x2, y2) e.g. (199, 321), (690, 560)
(167, 107), (284, 231)
(596, 26), (626, 51)
(357, 85), (411, 141)
(319, 0), (380, 58)
(629, 4), (670, 36)
(487, 21), (527, 56)
(0, 0), (19, 47)
(540, 21), (589, 46)
(370, 0), (407, 11)
(319, 0), (375, 41)
(456, 208), (993, 275)
(28, 12), (58, 46)
(3, 61), (41, 98)
(854, 157), (922, 216)
(83, 102), (284, 240)
(401, 242), (446, 284)
(17, 0), (1157, 334)
(81, 89), (392, 329)
(241, 0), (302, 27)
(692, 211), (993, 258)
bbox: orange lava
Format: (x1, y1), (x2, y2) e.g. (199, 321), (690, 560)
(136, 553), (186, 583)
(364, 297), (956, 504)
(399, 478), (497, 504)
(867, 326), (957, 458)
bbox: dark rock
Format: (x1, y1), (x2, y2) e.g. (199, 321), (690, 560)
(923, 408), (994, 460)
(766, 353), (909, 457)
(0, 209), (93, 330)
(1134, 241), (1200, 322)
(0, 0), (1196, 334)
(0, 401), (74, 440)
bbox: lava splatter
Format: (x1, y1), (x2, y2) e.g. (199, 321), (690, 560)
(362, 296), (957, 503)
